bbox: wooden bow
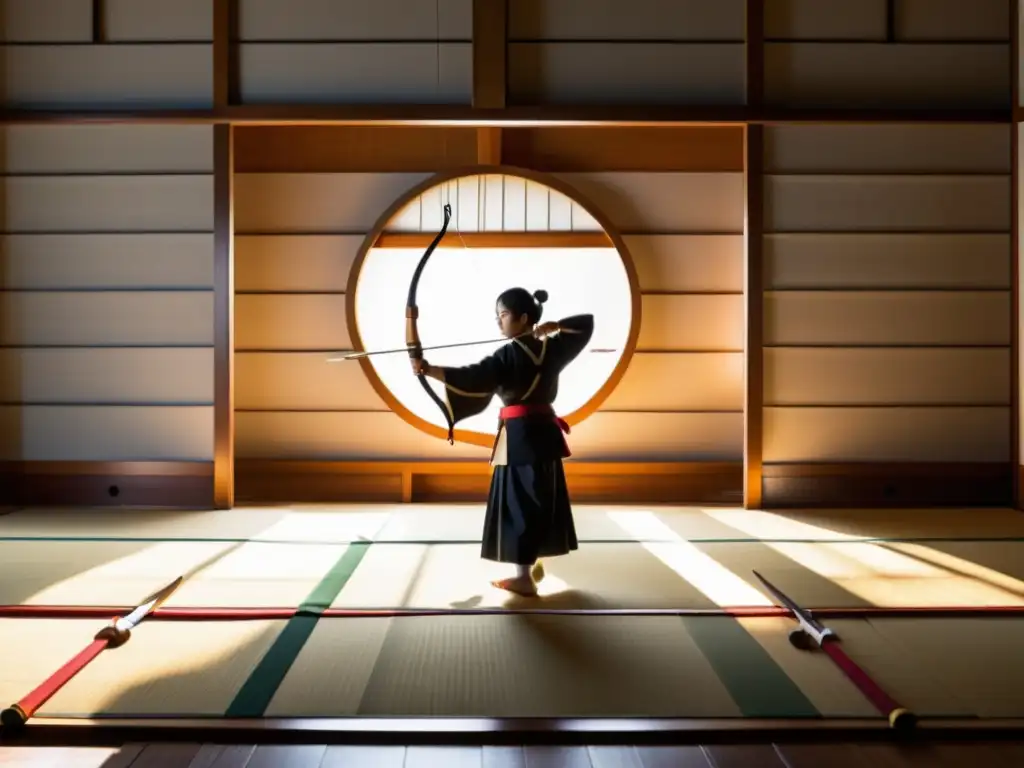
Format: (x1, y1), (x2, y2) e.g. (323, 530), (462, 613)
(406, 203), (455, 444)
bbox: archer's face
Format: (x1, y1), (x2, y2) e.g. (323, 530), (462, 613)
(496, 302), (527, 338)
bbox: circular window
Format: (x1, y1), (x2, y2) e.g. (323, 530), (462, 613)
(346, 167), (641, 448)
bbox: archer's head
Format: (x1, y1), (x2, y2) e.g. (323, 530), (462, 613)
(496, 287), (548, 338)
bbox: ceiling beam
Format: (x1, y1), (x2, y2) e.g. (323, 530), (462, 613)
(0, 106), (1009, 126)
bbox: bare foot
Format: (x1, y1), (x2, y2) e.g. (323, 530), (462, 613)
(491, 576), (538, 597)
(531, 561), (545, 583)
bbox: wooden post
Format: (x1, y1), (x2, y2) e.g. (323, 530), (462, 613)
(744, 0), (765, 509)
(213, 0), (236, 508)
(472, 0), (507, 163)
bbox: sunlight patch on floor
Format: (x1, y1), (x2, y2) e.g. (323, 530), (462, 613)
(608, 511), (773, 607)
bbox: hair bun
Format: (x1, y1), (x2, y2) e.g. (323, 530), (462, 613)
(532, 289), (549, 304)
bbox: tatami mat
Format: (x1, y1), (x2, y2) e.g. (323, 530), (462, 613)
(8, 504), (1024, 545)
(31, 619), (288, 717)
(14, 614), (1021, 720)
(5, 538), (1024, 611)
(861, 617), (1024, 718)
(0, 540), (239, 607)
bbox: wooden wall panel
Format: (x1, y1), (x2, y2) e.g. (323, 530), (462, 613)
(502, 128), (746, 173)
(1, 234), (213, 290)
(508, 44), (745, 106)
(235, 353), (386, 411)
(765, 234), (1010, 290)
(235, 411), (743, 461)
(0, 125), (216, 471)
(0, 125), (214, 173)
(104, 0), (213, 41)
(763, 407), (1010, 463)
(554, 173), (744, 233)
(234, 173), (430, 233)
(234, 295), (349, 351)
(234, 0), (473, 104)
(0, 406), (214, 461)
(1, 176), (214, 233)
(763, 43), (1009, 109)
(624, 235), (743, 292)
(761, 124), (1012, 477)
(638, 295), (743, 351)
(233, 127), (479, 174)
(237, 0), (473, 39)
(234, 235), (359, 293)
(0, 46), (214, 109)
(0, 348), (214, 404)
(234, 163), (744, 466)
(599, 353), (743, 411)
(765, 176), (1010, 232)
(0, 0), (92, 42)
(897, 0), (1009, 41)
(764, 348), (1010, 405)
(764, 292), (1010, 346)
(506, 0), (744, 105)
(764, 125), (1011, 173)
(237, 44), (473, 105)
(508, 0), (744, 40)
(0, 292), (214, 347)
(764, 0), (888, 41)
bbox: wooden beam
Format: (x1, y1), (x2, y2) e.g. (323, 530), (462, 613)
(0, 106), (1010, 127)
(743, 0), (765, 509)
(744, 125), (764, 511)
(373, 232), (612, 249)
(91, 0), (106, 43)
(213, 0), (236, 109)
(472, 0), (507, 109)
(472, 0), (507, 164)
(213, 124), (234, 510)
(744, 0), (764, 109)
(477, 127), (503, 164)
(1013, 0), (1021, 508)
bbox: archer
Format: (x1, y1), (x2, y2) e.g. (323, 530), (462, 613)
(411, 287), (594, 597)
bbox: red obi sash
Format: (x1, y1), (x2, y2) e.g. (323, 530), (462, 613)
(498, 403), (571, 457)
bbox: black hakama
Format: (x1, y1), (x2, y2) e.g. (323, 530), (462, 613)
(437, 314), (595, 567)
(482, 459), (578, 564)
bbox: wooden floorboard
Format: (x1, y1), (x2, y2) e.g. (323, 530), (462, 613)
(1, 742), (1023, 767)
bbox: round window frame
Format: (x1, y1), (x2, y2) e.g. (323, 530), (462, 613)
(345, 165), (643, 449)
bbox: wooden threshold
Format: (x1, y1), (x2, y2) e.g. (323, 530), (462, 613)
(0, 106), (1010, 126)
(10, 716), (1024, 748)
(234, 460), (744, 505)
(373, 232), (613, 249)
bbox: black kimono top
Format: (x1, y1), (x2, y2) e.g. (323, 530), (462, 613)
(439, 314), (595, 465)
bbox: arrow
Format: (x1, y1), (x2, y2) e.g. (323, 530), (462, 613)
(752, 570), (917, 730)
(329, 338), (617, 362)
(0, 576), (183, 732)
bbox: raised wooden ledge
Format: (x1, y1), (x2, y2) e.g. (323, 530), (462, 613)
(762, 462), (1013, 508)
(235, 460), (744, 505)
(0, 461), (214, 508)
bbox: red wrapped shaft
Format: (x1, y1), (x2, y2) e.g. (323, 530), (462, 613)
(1, 638), (109, 727)
(821, 635), (914, 728)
